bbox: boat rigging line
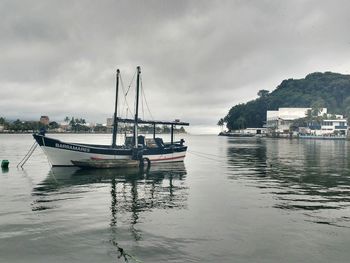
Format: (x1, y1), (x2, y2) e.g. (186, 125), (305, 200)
(118, 69), (154, 123)
(119, 73), (132, 133)
(140, 76), (154, 120)
(118, 68), (137, 125)
(141, 81), (145, 120)
(120, 73), (132, 116)
(127, 68), (137, 96)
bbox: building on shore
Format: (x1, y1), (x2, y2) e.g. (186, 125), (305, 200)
(106, 117), (114, 128)
(265, 107), (348, 137)
(58, 121), (70, 132)
(40, 116), (50, 125)
(242, 128), (267, 135)
(265, 108), (327, 134)
(299, 119), (348, 136)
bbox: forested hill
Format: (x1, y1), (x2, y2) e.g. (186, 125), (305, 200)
(222, 72), (350, 130)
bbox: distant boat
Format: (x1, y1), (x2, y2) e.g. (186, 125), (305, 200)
(298, 134), (347, 140)
(218, 131), (255, 137)
(33, 67), (189, 167)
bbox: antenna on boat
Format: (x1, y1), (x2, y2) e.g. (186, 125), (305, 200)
(112, 69), (120, 148)
(134, 66), (141, 148)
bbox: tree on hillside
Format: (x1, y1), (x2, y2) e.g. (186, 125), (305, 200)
(0, 117), (6, 125)
(49, 121), (59, 129)
(222, 72), (350, 129)
(290, 118), (308, 132)
(69, 117), (75, 126)
(311, 100), (325, 117)
(236, 117), (246, 130)
(344, 96), (350, 122)
(257, 89), (269, 98)
(11, 119), (24, 131)
(217, 118), (225, 131)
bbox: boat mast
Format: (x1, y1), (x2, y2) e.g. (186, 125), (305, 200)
(112, 69), (120, 148)
(134, 66), (141, 148)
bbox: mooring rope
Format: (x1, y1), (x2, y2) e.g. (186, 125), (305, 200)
(188, 149), (226, 159)
(187, 150), (226, 163)
(17, 142), (38, 168)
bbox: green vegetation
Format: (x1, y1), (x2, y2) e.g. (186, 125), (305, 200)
(0, 116), (89, 133)
(0, 116), (186, 134)
(0, 118), (46, 132)
(222, 72), (350, 130)
(0, 117), (6, 126)
(68, 117), (89, 132)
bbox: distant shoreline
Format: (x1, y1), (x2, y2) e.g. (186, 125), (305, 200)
(0, 131), (188, 135)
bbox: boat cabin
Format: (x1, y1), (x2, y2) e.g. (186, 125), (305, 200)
(117, 117), (189, 148)
(125, 136), (165, 148)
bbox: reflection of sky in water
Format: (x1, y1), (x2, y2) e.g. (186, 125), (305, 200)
(226, 138), (350, 228)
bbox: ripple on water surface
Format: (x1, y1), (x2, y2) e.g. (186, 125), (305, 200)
(226, 138), (350, 228)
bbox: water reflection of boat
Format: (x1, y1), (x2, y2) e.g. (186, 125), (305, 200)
(31, 162), (188, 259)
(32, 162), (188, 213)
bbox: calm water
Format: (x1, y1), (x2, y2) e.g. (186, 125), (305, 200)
(1, 134), (350, 262)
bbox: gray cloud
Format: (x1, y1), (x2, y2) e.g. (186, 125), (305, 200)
(1, 0), (350, 133)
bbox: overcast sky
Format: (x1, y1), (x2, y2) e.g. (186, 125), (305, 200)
(1, 0), (350, 133)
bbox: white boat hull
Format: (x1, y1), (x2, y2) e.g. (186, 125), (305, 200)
(33, 134), (187, 167)
(41, 146), (186, 166)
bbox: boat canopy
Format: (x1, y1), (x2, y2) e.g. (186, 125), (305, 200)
(117, 117), (189, 144)
(116, 117), (189, 126)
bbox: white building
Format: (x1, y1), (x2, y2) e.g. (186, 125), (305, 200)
(106, 117), (114, 128)
(304, 119), (348, 136)
(266, 108), (327, 133)
(241, 128), (267, 135)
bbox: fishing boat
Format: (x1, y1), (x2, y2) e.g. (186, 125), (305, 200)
(33, 66), (189, 167)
